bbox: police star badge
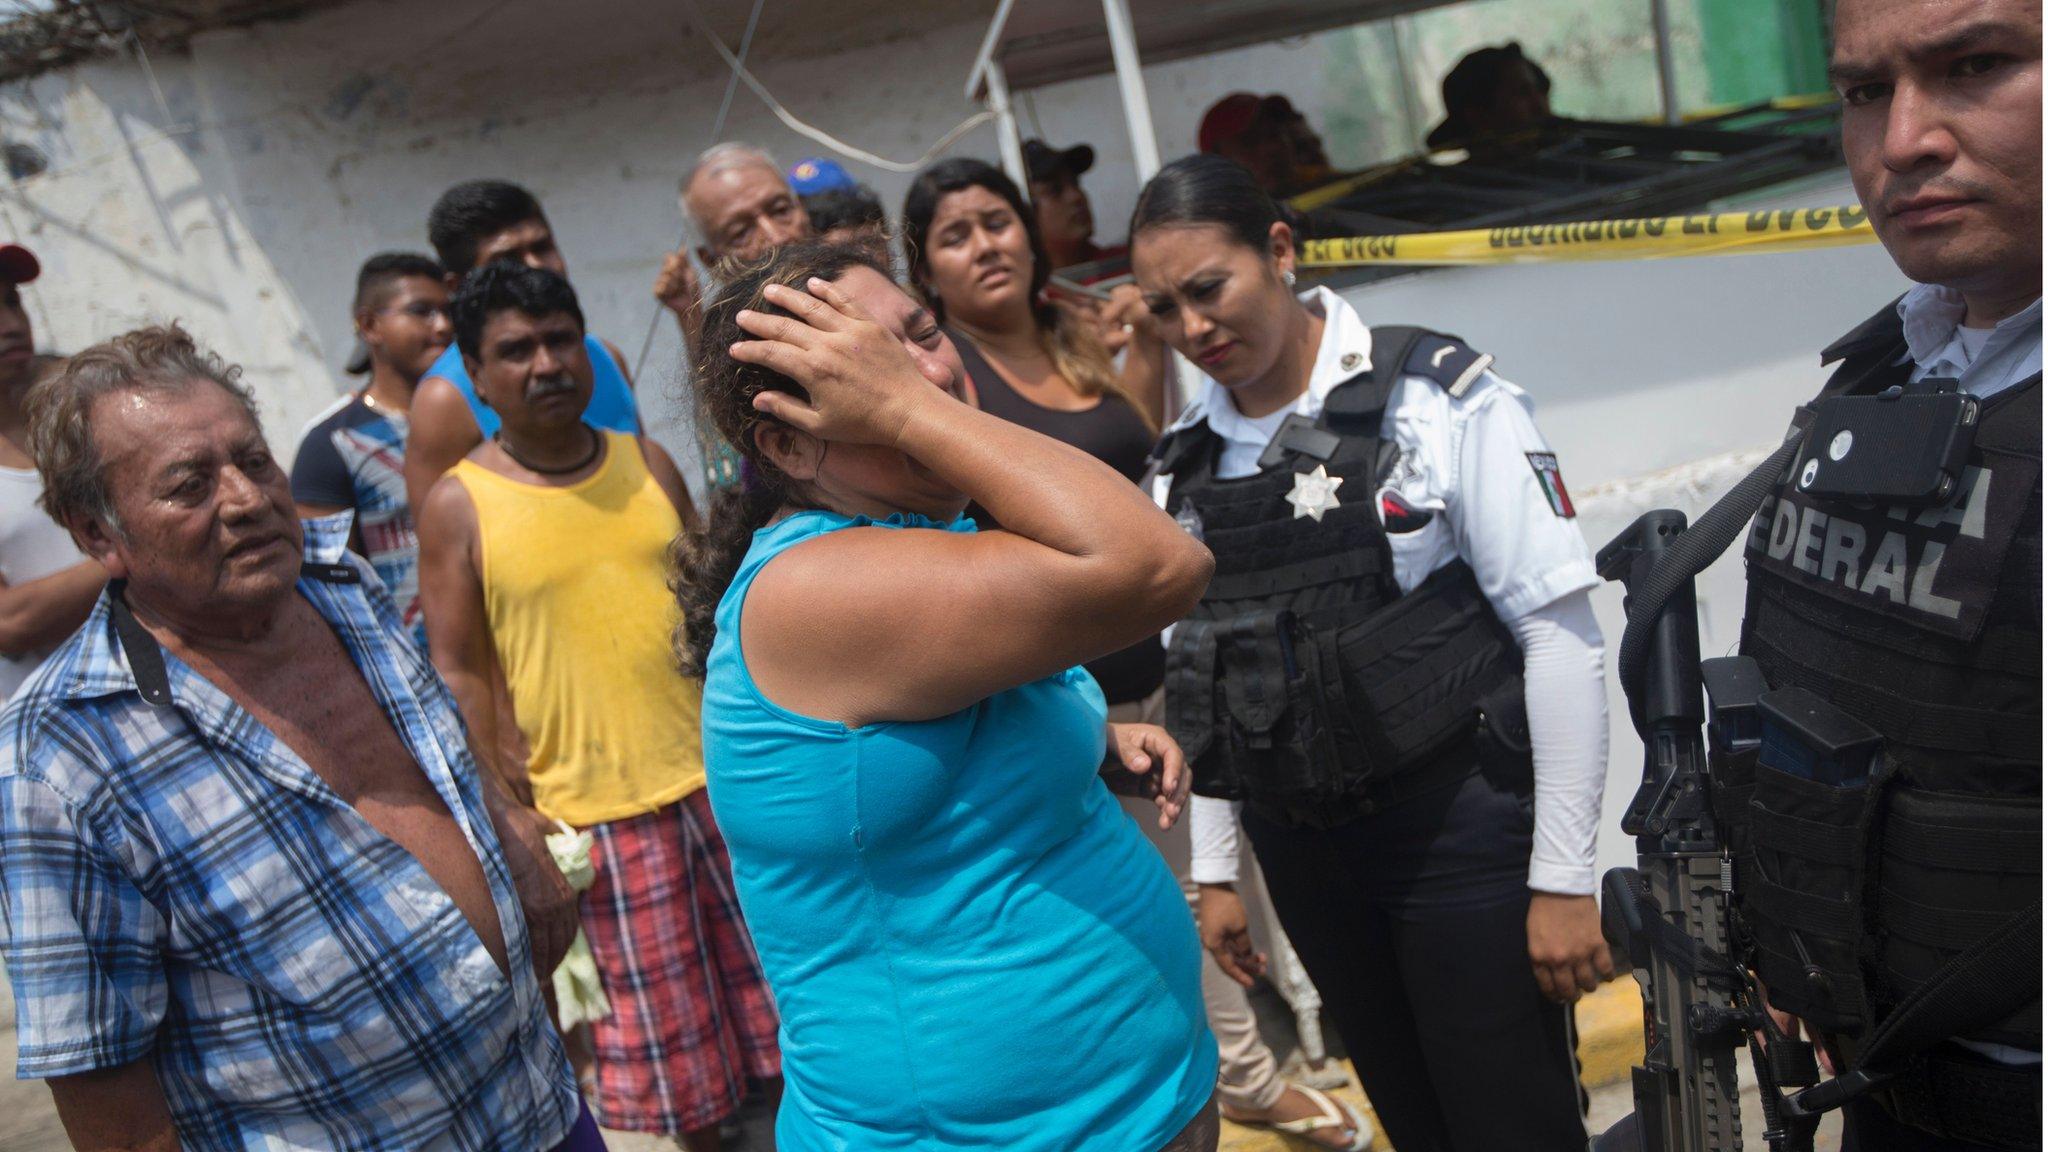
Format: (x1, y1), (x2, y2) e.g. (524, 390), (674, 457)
(1287, 465), (1344, 522)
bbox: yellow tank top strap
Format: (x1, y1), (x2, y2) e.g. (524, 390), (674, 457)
(456, 429), (704, 826)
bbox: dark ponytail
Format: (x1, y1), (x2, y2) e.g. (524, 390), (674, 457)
(1129, 153), (1307, 248)
(668, 240), (891, 678)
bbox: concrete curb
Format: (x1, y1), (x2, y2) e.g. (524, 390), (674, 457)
(1575, 979), (1649, 1093)
(1218, 981), (1645, 1151)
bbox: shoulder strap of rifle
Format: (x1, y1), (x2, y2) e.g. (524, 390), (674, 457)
(1616, 434), (1803, 735)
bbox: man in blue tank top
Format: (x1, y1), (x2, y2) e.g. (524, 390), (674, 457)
(403, 180), (643, 518)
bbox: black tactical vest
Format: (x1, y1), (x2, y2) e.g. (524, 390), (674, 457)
(1156, 327), (1530, 830)
(1732, 304), (2041, 1145)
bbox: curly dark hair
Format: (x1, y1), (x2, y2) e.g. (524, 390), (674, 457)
(670, 239), (891, 678)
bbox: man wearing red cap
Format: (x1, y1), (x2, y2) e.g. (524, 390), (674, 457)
(0, 243), (103, 700)
(1198, 93), (1341, 197)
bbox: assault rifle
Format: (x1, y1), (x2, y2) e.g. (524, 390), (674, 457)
(1590, 483), (1827, 1152)
(1592, 379), (2046, 1151)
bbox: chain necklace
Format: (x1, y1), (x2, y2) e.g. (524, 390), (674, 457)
(495, 425), (601, 476)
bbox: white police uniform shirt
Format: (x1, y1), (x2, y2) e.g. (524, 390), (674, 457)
(1898, 283), (2042, 399)
(1162, 286), (1607, 894)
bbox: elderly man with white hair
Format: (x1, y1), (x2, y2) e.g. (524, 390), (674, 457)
(653, 142), (817, 490)
(652, 142), (815, 355)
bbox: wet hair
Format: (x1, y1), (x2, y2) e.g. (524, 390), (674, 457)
(427, 180), (547, 276)
(670, 240), (890, 678)
(449, 263), (585, 362)
(352, 251), (446, 314)
(28, 324), (259, 534)
(1129, 153), (1286, 251)
(901, 158), (1137, 424)
(802, 185), (888, 236)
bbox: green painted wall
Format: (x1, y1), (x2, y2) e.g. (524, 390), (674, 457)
(1301, 0), (1830, 167)
(1696, 0), (1828, 105)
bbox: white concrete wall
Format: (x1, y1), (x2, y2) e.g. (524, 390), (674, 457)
(0, 0), (1023, 478)
(0, 0), (1745, 479)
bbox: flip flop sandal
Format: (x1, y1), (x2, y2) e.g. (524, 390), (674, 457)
(1228, 1083), (1375, 1151)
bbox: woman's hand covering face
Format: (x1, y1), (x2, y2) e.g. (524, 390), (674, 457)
(732, 277), (956, 448)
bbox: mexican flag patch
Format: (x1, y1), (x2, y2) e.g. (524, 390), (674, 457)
(1526, 452), (1576, 518)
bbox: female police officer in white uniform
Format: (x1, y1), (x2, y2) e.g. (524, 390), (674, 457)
(1130, 155), (1611, 1152)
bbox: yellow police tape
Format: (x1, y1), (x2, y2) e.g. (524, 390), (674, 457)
(1299, 205), (1878, 268)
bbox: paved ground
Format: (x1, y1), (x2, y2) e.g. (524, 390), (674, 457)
(0, 973), (1842, 1152)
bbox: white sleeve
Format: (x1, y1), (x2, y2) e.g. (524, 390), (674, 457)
(1448, 377), (1600, 621)
(1508, 588), (1608, 896)
(1188, 795), (1244, 885)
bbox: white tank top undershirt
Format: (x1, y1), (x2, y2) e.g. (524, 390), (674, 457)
(0, 466), (87, 700)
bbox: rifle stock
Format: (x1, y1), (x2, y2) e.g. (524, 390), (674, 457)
(1591, 511), (1746, 1152)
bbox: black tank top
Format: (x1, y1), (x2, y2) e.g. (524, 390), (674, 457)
(950, 327), (1166, 705)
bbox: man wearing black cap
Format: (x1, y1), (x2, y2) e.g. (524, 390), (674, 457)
(0, 243), (104, 699)
(1424, 43), (1556, 154)
(1023, 139), (1165, 384)
(1025, 139), (1122, 273)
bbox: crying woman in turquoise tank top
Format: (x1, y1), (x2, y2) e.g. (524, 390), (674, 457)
(675, 240), (1220, 1152)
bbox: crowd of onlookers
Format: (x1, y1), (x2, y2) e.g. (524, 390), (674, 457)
(0, 87), (1387, 1152)
(0, 51), (1574, 1152)
(0, 0), (2038, 1142)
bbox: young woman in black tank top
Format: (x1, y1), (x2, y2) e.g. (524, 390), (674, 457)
(902, 158), (1166, 709)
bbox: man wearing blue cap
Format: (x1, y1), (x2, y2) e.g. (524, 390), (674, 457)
(788, 155), (855, 196)
(790, 156), (891, 268)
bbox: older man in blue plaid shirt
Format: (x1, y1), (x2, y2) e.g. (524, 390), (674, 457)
(0, 326), (604, 1151)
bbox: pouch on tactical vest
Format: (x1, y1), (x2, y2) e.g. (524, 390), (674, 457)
(1740, 687), (1893, 1036)
(1166, 564), (1526, 827)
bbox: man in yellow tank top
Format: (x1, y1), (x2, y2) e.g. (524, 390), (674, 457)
(417, 265), (782, 1149)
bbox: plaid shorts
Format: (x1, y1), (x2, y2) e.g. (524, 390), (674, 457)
(581, 789), (782, 1133)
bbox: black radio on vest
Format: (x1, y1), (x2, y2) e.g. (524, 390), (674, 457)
(1598, 299), (2041, 1152)
(1153, 326), (1532, 830)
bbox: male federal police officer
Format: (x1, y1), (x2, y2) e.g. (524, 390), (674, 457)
(1735, 0), (2040, 1148)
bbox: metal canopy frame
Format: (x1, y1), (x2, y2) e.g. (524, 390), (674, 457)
(966, 0), (1692, 191)
(1307, 118), (1841, 237)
